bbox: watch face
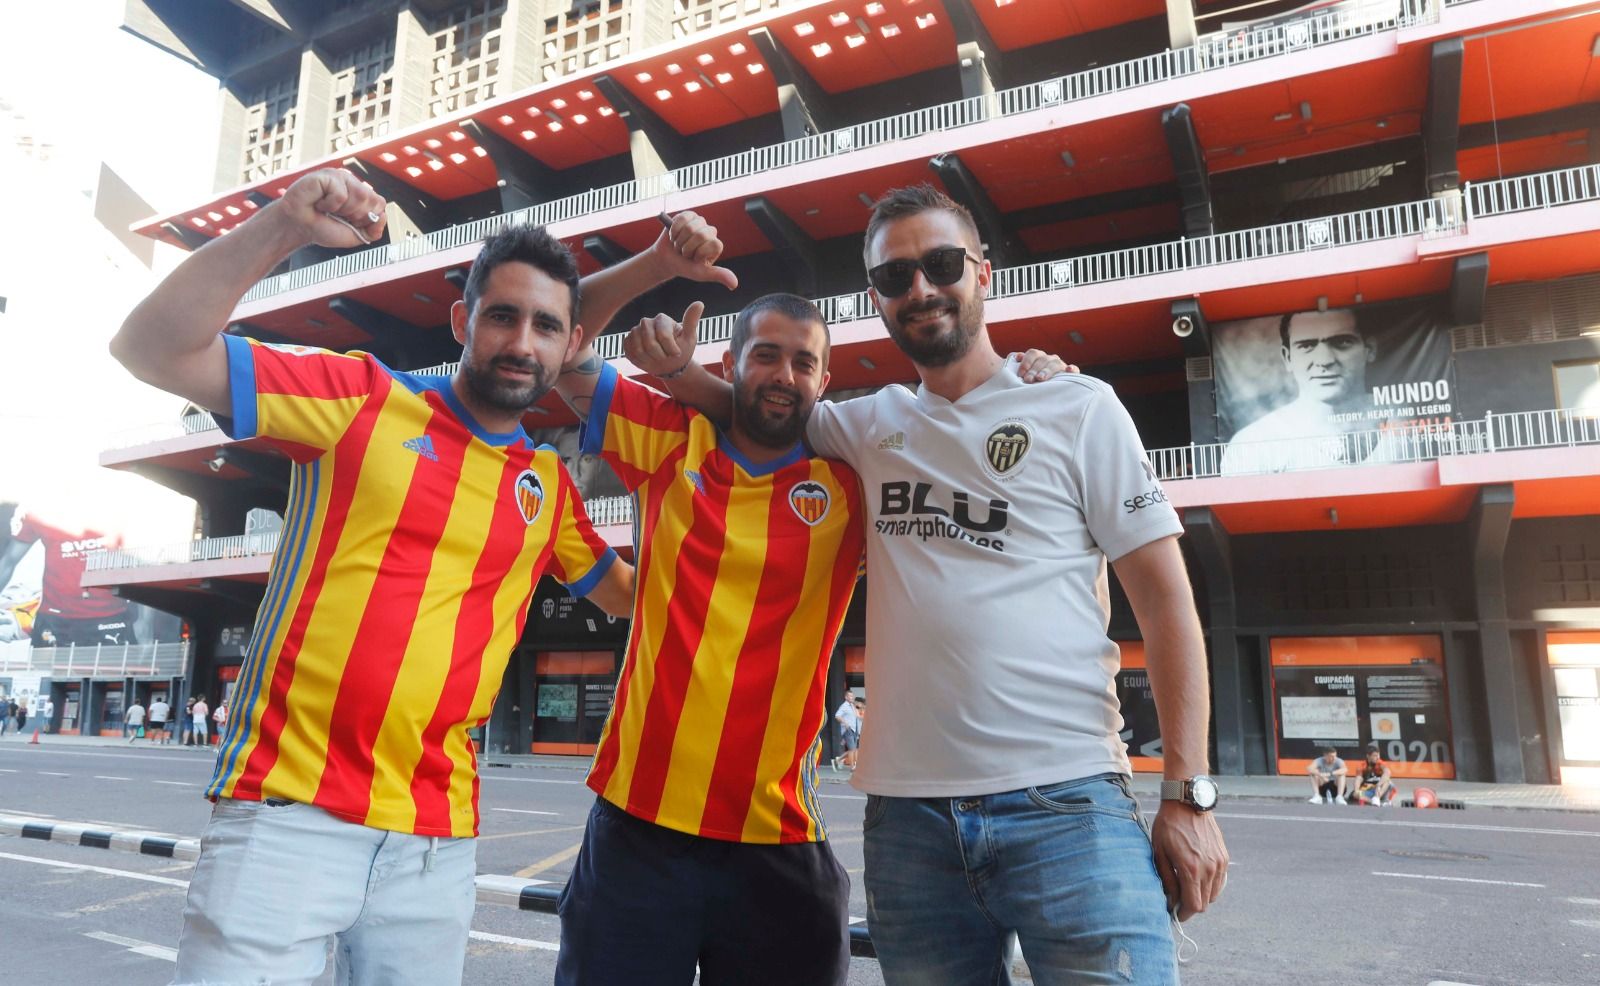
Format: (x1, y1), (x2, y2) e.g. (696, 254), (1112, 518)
(1191, 776), (1219, 810)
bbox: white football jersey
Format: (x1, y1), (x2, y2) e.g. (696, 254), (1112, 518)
(808, 359), (1183, 796)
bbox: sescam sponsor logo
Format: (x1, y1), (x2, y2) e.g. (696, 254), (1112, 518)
(684, 469), (707, 496)
(789, 481), (831, 526)
(983, 420), (1031, 479)
(1124, 488), (1169, 513)
(875, 481), (1008, 552)
(514, 470), (545, 525)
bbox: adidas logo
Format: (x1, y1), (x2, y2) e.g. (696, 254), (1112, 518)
(877, 432), (905, 451)
(403, 435), (439, 461)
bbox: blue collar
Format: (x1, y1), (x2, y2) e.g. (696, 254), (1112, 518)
(716, 430), (806, 477)
(431, 374), (531, 447)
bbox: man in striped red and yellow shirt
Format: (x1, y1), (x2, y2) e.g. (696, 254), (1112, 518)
(554, 293), (863, 986)
(111, 169), (728, 985)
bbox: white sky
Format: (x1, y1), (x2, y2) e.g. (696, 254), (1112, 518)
(0, 1), (221, 543)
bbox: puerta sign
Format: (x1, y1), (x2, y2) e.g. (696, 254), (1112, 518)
(1206, 298), (1456, 475)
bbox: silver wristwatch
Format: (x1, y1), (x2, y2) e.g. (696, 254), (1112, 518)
(1159, 775), (1219, 812)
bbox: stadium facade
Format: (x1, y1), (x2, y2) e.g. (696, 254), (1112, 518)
(92, 0), (1600, 783)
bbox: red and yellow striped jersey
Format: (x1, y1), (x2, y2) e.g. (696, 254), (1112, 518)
(207, 336), (615, 837)
(580, 364), (863, 844)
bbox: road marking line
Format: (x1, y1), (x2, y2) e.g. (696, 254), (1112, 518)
(155, 780), (196, 787)
(1371, 871), (1544, 888)
(0, 768), (16, 772)
(76, 887), (175, 915)
(0, 851), (191, 887)
(83, 930), (178, 962)
(38, 771), (70, 777)
(469, 930), (559, 951)
(93, 776), (132, 781)
(819, 793), (866, 801)
(1214, 811), (1600, 839)
(477, 825), (588, 843)
(0, 748), (213, 763)
(1569, 898), (1600, 906)
(515, 842), (584, 879)
(492, 808), (559, 816)
(480, 776), (582, 785)
(1571, 919), (1600, 930)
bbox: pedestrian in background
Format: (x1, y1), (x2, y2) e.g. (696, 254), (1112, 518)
(191, 696), (210, 748)
(832, 688), (859, 771)
(147, 695), (170, 745)
(126, 699), (146, 743)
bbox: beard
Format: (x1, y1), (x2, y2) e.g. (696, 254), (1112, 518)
(883, 292), (984, 368)
(732, 375), (809, 450)
(460, 353), (553, 415)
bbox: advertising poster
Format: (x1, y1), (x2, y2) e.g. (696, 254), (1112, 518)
(1272, 635), (1455, 779)
(0, 503), (180, 650)
(1548, 633), (1600, 764)
(1208, 299), (1456, 474)
(530, 650), (617, 754)
(1114, 640), (1164, 773)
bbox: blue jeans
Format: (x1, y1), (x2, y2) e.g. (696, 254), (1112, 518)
(863, 773), (1177, 985)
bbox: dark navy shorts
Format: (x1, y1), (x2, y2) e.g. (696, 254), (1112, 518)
(556, 797), (851, 986)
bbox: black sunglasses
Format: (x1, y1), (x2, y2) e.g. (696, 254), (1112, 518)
(867, 247), (980, 297)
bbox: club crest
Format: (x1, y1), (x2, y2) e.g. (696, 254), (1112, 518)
(514, 469), (544, 525)
(985, 421), (1032, 476)
(789, 480), (831, 526)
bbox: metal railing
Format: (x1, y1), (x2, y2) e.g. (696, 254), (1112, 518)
(0, 642), (191, 679)
(1146, 407), (1600, 481)
(84, 497), (639, 576)
(584, 495), (634, 528)
(106, 411), (221, 451)
(87, 532), (283, 573)
(1468, 163), (1600, 220)
(598, 190), (1471, 358)
(236, 0), (1442, 305)
(106, 361), (463, 450)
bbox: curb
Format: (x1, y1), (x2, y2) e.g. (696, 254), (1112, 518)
(0, 812), (880, 958)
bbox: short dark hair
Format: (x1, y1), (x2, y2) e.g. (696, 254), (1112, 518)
(1279, 307), (1361, 349)
(463, 223), (580, 330)
(862, 183), (982, 265)
(1322, 746), (1339, 755)
(729, 293), (830, 365)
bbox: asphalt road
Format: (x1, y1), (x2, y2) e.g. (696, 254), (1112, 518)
(2, 741), (1598, 985)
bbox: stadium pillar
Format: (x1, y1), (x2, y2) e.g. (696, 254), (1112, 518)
(1469, 483), (1525, 782)
(1183, 508), (1245, 776)
(747, 27), (834, 141)
(592, 74), (688, 181)
(1162, 103), (1214, 238)
(1424, 38), (1464, 196)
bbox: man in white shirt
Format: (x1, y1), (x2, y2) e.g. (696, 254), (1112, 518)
(147, 697), (170, 745)
(832, 689), (860, 770)
(644, 184), (1227, 985)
